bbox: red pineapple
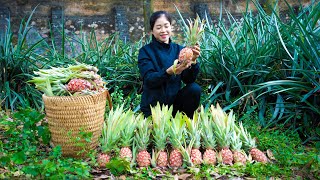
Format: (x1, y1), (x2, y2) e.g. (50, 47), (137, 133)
(119, 110), (136, 161)
(135, 115), (151, 167)
(151, 103), (172, 167)
(67, 78), (92, 92)
(98, 106), (123, 168)
(199, 106), (217, 165)
(230, 131), (247, 165)
(186, 112), (203, 166)
(237, 122), (268, 163)
(156, 151), (168, 167)
(97, 153), (110, 168)
(169, 149), (183, 167)
(168, 112), (187, 167)
(211, 104), (234, 165)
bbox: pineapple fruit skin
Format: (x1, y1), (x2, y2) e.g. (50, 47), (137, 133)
(220, 147), (234, 165)
(179, 47), (193, 63)
(67, 78), (92, 92)
(156, 150), (168, 167)
(97, 153), (110, 168)
(233, 151), (247, 165)
(250, 148), (268, 163)
(169, 149), (183, 167)
(136, 150), (151, 167)
(191, 148), (203, 165)
(119, 147), (132, 161)
(203, 149), (217, 165)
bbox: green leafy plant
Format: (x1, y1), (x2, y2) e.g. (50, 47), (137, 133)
(105, 158), (131, 176)
(0, 7), (48, 110)
(176, 0), (320, 142)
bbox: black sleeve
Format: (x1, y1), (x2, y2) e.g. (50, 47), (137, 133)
(138, 48), (171, 89)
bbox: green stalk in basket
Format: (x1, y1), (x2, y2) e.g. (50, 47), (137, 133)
(29, 63), (106, 96)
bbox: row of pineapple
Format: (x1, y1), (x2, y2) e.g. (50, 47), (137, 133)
(97, 103), (268, 168)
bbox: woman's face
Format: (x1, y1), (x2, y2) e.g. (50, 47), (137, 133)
(152, 15), (172, 44)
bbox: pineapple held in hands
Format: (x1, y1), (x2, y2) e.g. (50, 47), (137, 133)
(178, 15), (205, 65)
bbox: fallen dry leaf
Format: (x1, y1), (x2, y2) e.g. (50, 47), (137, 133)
(267, 149), (276, 161)
(178, 173), (192, 180)
(174, 174), (179, 180)
(93, 174), (110, 180)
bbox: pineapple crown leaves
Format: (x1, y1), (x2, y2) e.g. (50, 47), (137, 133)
(119, 110), (136, 147)
(179, 137), (195, 167)
(185, 15), (205, 46)
(210, 104), (236, 148)
(230, 130), (243, 151)
(185, 111), (202, 149)
(174, 4), (205, 47)
(151, 103), (172, 151)
(199, 106), (216, 149)
(150, 149), (157, 168)
(101, 104), (125, 153)
(237, 122), (256, 149)
(134, 114), (151, 151)
(130, 140), (138, 168)
(67, 63), (98, 73)
(168, 111), (187, 149)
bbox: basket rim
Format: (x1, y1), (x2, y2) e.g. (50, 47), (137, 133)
(42, 89), (113, 109)
(42, 89), (108, 99)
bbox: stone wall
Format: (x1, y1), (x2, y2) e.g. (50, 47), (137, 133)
(0, 0), (312, 42)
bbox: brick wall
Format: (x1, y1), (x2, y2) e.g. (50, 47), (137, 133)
(0, 0), (312, 42)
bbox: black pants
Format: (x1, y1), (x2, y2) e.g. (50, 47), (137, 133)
(172, 82), (201, 118)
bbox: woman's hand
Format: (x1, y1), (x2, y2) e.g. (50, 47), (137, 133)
(191, 45), (200, 63)
(166, 59), (192, 75)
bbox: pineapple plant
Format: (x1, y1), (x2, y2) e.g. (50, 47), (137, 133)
(135, 114), (152, 167)
(119, 110), (136, 161)
(186, 111), (203, 166)
(177, 15), (205, 65)
(230, 130), (247, 165)
(98, 105), (124, 167)
(168, 111), (189, 167)
(151, 103), (172, 167)
(210, 103), (234, 165)
(237, 122), (268, 163)
(199, 106), (217, 165)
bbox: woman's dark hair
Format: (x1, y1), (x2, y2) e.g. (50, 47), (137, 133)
(149, 11), (172, 30)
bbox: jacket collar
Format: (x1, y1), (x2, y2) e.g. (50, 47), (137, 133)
(151, 35), (172, 49)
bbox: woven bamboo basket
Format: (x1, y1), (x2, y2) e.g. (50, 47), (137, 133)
(42, 90), (112, 157)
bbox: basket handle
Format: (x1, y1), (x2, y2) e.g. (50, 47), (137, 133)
(105, 90), (113, 110)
